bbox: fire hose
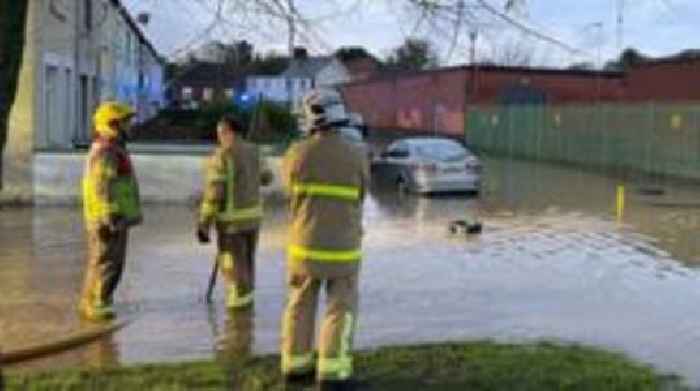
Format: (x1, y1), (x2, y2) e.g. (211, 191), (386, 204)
(0, 319), (130, 365)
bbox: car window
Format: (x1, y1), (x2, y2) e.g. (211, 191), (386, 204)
(389, 141), (409, 154)
(413, 140), (467, 162)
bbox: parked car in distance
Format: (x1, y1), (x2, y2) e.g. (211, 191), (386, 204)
(372, 137), (482, 194)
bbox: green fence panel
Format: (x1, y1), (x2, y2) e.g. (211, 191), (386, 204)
(465, 102), (700, 181)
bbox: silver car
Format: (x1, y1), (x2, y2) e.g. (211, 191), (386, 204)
(373, 138), (482, 194)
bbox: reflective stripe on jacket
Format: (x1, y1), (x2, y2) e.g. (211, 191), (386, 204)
(200, 140), (263, 233)
(282, 132), (370, 264)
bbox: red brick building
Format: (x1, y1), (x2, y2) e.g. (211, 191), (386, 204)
(341, 65), (627, 136)
(625, 58), (700, 101)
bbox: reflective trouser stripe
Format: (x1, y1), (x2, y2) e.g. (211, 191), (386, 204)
(292, 183), (360, 201)
(213, 157), (263, 223)
(200, 201), (218, 220)
(281, 352), (315, 374)
(318, 312), (355, 380)
(217, 205), (263, 222)
(289, 245), (361, 263)
(226, 289), (254, 308)
(318, 357), (353, 380)
(219, 253), (234, 271)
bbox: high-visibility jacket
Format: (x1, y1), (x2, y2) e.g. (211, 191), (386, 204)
(281, 131), (370, 265)
(82, 139), (142, 228)
(199, 140), (264, 234)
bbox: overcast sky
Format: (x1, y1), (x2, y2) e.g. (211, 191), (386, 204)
(124, 0), (700, 67)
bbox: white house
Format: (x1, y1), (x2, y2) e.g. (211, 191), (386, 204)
(244, 49), (353, 110)
(281, 54), (351, 111)
(5, 0), (165, 200)
(246, 76), (289, 103)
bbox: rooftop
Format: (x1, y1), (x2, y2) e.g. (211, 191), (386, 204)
(111, 0), (162, 62)
(342, 64), (625, 87)
(282, 57), (335, 78)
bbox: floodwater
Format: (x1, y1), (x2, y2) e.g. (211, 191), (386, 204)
(3, 157), (700, 385)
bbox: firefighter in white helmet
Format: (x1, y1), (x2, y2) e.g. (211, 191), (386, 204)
(79, 101), (142, 321)
(280, 89), (370, 390)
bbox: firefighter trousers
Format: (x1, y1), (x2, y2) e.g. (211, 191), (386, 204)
(81, 227), (128, 307)
(281, 268), (359, 381)
(216, 230), (258, 308)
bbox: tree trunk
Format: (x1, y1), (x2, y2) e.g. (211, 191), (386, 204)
(0, 0), (29, 191)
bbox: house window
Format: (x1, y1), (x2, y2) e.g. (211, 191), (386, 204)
(225, 89), (235, 98)
(80, 75), (90, 142)
(203, 88), (214, 102)
(64, 69), (72, 141)
(286, 79), (292, 90)
(92, 76), (99, 119)
(126, 31), (132, 64)
(44, 66), (59, 146)
(182, 87), (193, 101)
(84, 0), (93, 31)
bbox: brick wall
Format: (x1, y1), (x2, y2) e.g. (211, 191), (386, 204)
(626, 60), (700, 101)
(341, 66), (626, 137)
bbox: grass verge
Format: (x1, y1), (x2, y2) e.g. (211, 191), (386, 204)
(5, 341), (688, 390)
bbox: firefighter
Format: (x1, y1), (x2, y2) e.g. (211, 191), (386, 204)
(79, 101), (142, 321)
(280, 89), (370, 390)
(197, 116), (271, 310)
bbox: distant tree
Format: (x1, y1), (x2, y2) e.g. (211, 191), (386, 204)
(385, 38), (439, 71)
(249, 52), (289, 75)
(673, 48), (700, 60)
(226, 40), (254, 66)
(0, 1), (29, 190)
(567, 62), (595, 71)
(604, 47), (648, 71)
(335, 46), (377, 62)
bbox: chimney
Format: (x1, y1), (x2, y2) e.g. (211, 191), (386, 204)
(137, 13), (150, 25)
(293, 47), (308, 60)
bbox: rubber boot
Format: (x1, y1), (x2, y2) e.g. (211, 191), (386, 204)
(284, 371), (315, 388)
(226, 287), (254, 310)
(316, 379), (358, 391)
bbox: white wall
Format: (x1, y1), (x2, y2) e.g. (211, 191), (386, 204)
(35, 0), (82, 149)
(99, 3), (163, 125)
(30, 0), (164, 148)
(33, 151), (283, 205)
(246, 77), (289, 102)
(286, 78), (314, 112)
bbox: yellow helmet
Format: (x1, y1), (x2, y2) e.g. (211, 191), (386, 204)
(93, 101), (135, 138)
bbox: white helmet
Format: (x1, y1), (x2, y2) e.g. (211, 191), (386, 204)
(301, 88), (348, 131)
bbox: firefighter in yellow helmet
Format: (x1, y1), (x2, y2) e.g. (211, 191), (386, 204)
(197, 116), (272, 310)
(280, 89), (370, 390)
(79, 101), (142, 321)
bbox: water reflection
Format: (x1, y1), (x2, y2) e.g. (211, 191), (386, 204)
(4, 157), (700, 385)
